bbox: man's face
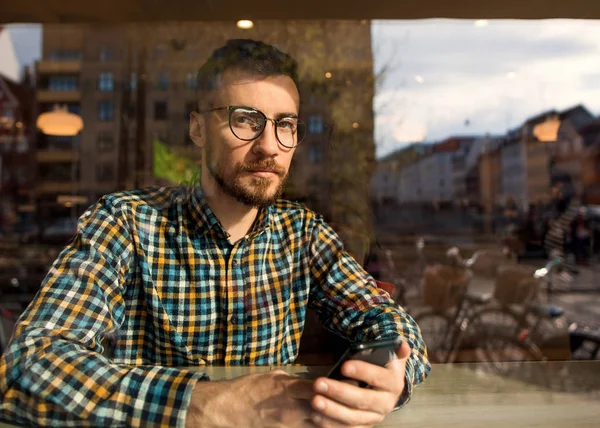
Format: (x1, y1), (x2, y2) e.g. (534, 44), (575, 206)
(193, 70), (299, 208)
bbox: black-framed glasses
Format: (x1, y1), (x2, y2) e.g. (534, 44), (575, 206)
(199, 105), (306, 148)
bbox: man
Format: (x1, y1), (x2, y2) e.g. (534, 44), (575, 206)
(0, 39), (429, 427)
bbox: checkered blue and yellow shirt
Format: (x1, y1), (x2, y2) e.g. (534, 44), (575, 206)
(0, 186), (429, 427)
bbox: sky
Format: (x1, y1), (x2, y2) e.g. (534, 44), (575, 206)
(372, 19), (600, 157)
(5, 20), (600, 158)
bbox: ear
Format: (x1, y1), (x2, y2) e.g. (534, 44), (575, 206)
(189, 111), (206, 148)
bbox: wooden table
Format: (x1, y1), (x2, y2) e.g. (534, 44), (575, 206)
(1, 361), (599, 427)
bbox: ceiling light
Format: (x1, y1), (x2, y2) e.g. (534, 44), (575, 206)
(237, 20), (254, 30)
(36, 105), (83, 136)
(352, 122), (359, 129)
(506, 72), (517, 79)
(474, 20), (489, 27)
(325, 72), (332, 79)
(415, 75), (424, 84)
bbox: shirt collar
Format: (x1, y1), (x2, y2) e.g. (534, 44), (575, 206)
(188, 186), (274, 240)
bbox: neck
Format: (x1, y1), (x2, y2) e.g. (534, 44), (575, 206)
(200, 172), (259, 243)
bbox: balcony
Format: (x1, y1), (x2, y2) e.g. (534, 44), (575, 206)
(37, 90), (81, 103)
(35, 150), (79, 163)
(36, 60), (82, 74)
(36, 182), (78, 194)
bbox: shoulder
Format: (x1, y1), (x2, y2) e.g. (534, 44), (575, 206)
(270, 199), (322, 226)
(98, 186), (188, 218)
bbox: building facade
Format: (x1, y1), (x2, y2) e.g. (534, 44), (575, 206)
(35, 22), (376, 250)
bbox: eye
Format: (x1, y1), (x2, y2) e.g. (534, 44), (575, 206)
(278, 118), (297, 131)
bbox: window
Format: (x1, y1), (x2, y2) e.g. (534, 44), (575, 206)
(96, 163), (114, 182)
(308, 145), (323, 164)
(186, 73), (198, 89)
(154, 101), (168, 120)
(39, 163), (75, 182)
(67, 104), (81, 115)
(49, 50), (82, 61)
(48, 76), (78, 91)
(308, 115), (324, 134)
(98, 101), (114, 122)
(99, 45), (116, 62)
(97, 132), (115, 152)
(156, 72), (169, 90)
(40, 103), (80, 115)
(130, 72), (137, 90)
(97, 72), (114, 91)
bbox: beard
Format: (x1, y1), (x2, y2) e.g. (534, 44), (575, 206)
(206, 142), (288, 208)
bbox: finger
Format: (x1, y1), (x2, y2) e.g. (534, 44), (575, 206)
(341, 360), (405, 392)
(313, 377), (393, 415)
(311, 394), (385, 427)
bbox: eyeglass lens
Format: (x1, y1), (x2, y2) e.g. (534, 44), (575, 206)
(229, 107), (305, 147)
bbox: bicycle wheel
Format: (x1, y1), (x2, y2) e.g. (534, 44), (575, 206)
(413, 310), (451, 363)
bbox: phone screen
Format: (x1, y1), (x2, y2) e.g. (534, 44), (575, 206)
(326, 337), (402, 383)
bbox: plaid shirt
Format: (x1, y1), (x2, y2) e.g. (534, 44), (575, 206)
(0, 186), (429, 427)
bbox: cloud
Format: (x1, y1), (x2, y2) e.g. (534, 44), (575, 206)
(373, 19), (600, 157)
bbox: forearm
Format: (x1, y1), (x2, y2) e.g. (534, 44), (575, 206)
(0, 335), (206, 427)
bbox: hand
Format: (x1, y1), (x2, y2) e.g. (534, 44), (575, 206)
(310, 340), (412, 428)
(185, 369), (316, 428)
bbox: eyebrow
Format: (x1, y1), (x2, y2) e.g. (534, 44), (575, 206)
(274, 112), (299, 119)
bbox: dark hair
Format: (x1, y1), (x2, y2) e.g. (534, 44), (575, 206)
(196, 39), (299, 109)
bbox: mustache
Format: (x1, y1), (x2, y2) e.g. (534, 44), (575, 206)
(238, 160), (286, 176)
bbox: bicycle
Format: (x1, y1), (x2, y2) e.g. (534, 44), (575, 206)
(415, 250), (569, 366)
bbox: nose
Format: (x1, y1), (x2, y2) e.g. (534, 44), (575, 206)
(252, 119), (280, 156)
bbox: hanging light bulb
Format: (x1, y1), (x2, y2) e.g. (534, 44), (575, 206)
(36, 105), (84, 136)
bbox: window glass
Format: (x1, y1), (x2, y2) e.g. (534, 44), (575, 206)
(98, 101), (114, 121)
(97, 72), (114, 91)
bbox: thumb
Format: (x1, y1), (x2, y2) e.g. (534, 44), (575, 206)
(395, 339), (412, 362)
(387, 338), (411, 372)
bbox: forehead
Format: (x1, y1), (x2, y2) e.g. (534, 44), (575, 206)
(213, 70), (300, 115)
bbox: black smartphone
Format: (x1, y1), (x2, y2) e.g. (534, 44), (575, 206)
(326, 336), (402, 383)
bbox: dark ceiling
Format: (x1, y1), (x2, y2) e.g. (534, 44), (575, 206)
(1, 0), (600, 23)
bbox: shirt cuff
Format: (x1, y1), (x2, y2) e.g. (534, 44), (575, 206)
(393, 356), (415, 411)
(127, 366), (209, 427)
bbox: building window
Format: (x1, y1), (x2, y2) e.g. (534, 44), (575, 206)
(99, 45), (116, 62)
(98, 101), (114, 122)
(49, 50), (82, 61)
(96, 163), (114, 182)
(156, 72), (169, 90)
(186, 73), (198, 89)
(184, 101), (196, 120)
(48, 76), (78, 91)
(154, 101), (168, 120)
(308, 145), (323, 164)
(97, 72), (114, 91)
(308, 115), (324, 134)
(97, 132), (115, 152)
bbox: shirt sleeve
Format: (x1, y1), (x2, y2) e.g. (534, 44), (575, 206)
(0, 197), (206, 427)
(308, 216), (430, 404)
